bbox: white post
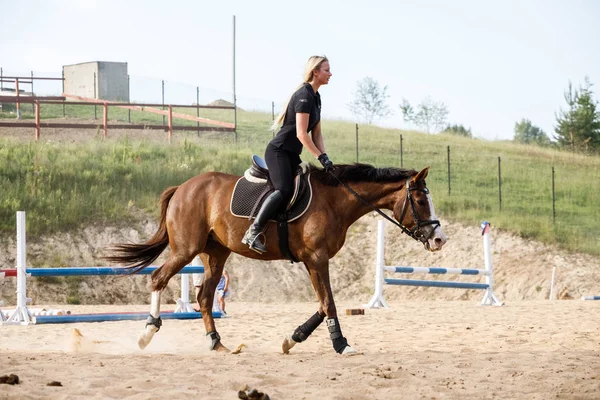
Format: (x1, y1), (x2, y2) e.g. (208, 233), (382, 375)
(0, 300), (5, 322)
(480, 221), (503, 306)
(549, 267), (556, 300)
(4, 211), (34, 325)
(174, 256), (200, 313)
(366, 220), (389, 308)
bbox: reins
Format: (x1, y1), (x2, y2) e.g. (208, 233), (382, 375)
(327, 171), (440, 245)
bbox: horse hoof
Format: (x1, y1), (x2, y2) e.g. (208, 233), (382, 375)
(215, 342), (230, 353)
(138, 333), (150, 349)
(282, 335), (297, 354)
(137, 326), (158, 350)
(341, 345), (361, 356)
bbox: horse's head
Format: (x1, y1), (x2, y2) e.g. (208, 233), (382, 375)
(393, 166), (447, 252)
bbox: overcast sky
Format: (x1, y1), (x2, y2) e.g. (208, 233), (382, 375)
(1, 0), (599, 140)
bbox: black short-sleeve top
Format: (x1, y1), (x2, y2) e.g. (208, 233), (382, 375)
(269, 83), (321, 154)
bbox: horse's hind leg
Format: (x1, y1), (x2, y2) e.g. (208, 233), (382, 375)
(137, 251), (197, 349)
(197, 240), (231, 352)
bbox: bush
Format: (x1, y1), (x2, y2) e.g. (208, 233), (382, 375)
(443, 124), (472, 138)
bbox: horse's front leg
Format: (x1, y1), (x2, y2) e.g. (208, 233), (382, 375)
(282, 260), (357, 355)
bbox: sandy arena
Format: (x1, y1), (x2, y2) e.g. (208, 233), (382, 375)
(1, 207), (600, 399)
(1, 301), (599, 399)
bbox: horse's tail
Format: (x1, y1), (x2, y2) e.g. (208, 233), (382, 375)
(104, 186), (178, 273)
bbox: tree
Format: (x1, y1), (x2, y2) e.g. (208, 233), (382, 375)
(443, 124), (472, 138)
(554, 77), (600, 153)
(514, 118), (550, 146)
(347, 77), (392, 124)
(400, 97), (448, 133)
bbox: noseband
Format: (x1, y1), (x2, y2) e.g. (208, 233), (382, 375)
(329, 173), (440, 245)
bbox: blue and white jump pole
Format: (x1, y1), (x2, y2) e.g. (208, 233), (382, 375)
(0, 212), (219, 326)
(581, 296), (600, 301)
(366, 220), (503, 308)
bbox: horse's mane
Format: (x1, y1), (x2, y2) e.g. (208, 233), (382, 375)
(308, 163), (417, 186)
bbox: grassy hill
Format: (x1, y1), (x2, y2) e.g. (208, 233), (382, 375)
(1, 104), (599, 255)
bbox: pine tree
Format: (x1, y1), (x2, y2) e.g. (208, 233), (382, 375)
(554, 77), (600, 153)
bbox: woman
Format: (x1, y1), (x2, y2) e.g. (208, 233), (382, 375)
(242, 55), (334, 254)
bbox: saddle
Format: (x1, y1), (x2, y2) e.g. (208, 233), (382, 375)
(230, 156), (314, 263)
(231, 155), (313, 222)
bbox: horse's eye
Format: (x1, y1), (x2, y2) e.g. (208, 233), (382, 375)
(417, 200), (426, 206)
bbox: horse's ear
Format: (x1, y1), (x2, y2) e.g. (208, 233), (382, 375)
(413, 166), (430, 182)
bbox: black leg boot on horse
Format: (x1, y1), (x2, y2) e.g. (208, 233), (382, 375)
(242, 190), (285, 254)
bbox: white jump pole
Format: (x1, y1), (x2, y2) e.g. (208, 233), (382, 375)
(480, 221), (503, 306)
(3, 211), (34, 325)
(549, 267), (556, 300)
(366, 220), (503, 308)
(175, 256), (201, 313)
(366, 220), (389, 308)
(0, 212), (203, 324)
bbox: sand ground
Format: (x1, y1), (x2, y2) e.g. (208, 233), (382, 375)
(1, 300), (599, 399)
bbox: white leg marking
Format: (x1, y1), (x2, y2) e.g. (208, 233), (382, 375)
(282, 334), (297, 354)
(150, 290), (161, 318)
(341, 345), (360, 355)
(138, 290), (162, 349)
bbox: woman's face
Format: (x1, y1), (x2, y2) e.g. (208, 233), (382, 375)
(313, 61), (332, 85)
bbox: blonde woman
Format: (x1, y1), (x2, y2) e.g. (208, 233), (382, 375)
(242, 55), (333, 254)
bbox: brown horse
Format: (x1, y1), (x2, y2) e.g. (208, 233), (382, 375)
(105, 163), (447, 355)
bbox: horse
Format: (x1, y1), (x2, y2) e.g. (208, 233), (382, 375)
(105, 162), (447, 355)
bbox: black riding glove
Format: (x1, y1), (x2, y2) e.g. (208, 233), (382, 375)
(318, 153), (334, 172)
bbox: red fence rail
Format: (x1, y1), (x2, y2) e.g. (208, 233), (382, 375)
(0, 95), (236, 142)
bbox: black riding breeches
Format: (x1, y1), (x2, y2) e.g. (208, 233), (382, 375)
(265, 143), (302, 202)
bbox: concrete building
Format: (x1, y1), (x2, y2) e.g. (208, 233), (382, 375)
(63, 61), (129, 101)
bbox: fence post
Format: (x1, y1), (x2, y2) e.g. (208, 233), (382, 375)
(447, 145), (451, 195)
(552, 166), (556, 225)
(161, 80), (165, 125)
(35, 100), (40, 141)
(15, 78), (21, 120)
(168, 105), (173, 143)
(232, 15), (238, 145)
(0, 67), (3, 90)
(30, 71), (34, 114)
(93, 72), (97, 120)
(498, 156), (502, 211)
(62, 69), (65, 117)
(355, 123), (359, 163)
(103, 102), (108, 139)
(197, 86), (200, 137)
(400, 134), (403, 168)
(272, 101), (276, 138)
(128, 75), (131, 123)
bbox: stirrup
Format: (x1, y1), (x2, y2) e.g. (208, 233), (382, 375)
(242, 229), (266, 254)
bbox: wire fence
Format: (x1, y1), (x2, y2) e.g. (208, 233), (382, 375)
(1, 68), (599, 254)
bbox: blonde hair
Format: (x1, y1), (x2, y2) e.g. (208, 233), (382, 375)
(271, 55), (329, 131)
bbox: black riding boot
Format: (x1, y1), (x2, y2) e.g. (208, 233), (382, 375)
(242, 190), (285, 254)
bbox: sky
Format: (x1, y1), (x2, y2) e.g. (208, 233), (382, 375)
(1, 0), (599, 140)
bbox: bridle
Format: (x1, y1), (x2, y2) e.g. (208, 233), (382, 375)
(330, 173), (440, 247)
(396, 180), (441, 246)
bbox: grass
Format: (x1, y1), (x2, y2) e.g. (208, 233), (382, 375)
(1, 103), (599, 256)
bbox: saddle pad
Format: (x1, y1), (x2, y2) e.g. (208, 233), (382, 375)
(230, 174), (313, 222)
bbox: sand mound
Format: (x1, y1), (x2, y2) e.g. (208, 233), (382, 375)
(1, 213), (599, 306)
